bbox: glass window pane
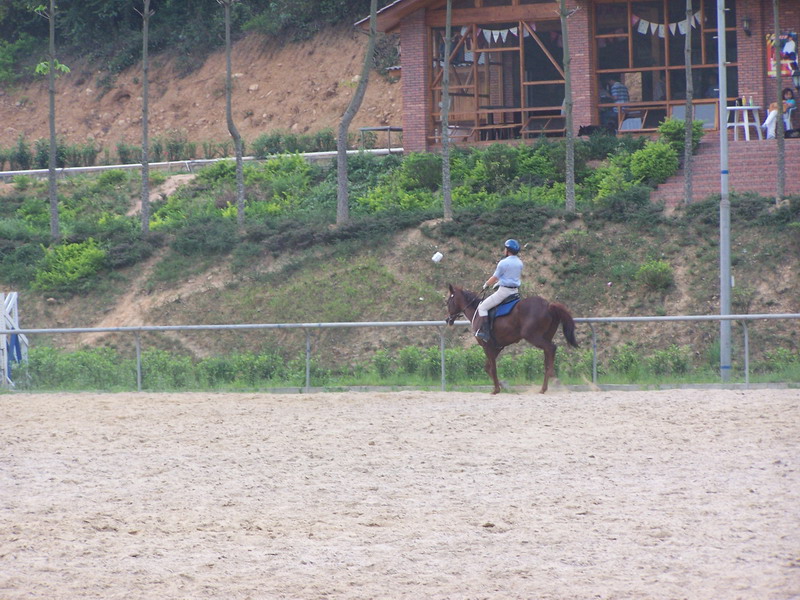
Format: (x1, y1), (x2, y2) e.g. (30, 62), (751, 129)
(596, 4), (628, 36)
(598, 36), (629, 69)
(668, 26), (701, 66)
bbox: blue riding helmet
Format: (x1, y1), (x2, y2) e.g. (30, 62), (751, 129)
(504, 239), (521, 253)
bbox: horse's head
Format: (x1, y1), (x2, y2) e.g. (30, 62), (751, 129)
(445, 284), (469, 325)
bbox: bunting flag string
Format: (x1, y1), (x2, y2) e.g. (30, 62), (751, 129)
(479, 26), (519, 45)
(632, 11), (700, 37)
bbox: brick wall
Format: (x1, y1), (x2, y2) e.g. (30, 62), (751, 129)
(567, 0), (593, 130)
(400, 9), (429, 153)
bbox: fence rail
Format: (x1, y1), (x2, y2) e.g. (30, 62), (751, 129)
(0, 147), (404, 182)
(2, 312), (799, 392)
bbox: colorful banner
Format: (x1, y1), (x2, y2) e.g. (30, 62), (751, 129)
(767, 32), (798, 77)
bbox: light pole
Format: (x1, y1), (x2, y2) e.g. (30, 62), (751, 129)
(716, 0), (732, 381)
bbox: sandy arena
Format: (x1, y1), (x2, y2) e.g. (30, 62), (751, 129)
(1, 388), (798, 599)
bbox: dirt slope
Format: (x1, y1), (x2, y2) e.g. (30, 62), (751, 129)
(0, 27), (402, 151)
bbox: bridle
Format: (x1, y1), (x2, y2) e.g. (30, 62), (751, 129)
(445, 290), (483, 325)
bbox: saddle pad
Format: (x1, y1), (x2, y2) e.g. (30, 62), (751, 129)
(492, 297), (520, 318)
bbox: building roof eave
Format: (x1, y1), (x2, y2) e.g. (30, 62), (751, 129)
(355, 0), (439, 33)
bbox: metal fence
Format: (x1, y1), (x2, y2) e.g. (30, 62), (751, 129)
(0, 147), (404, 182)
(2, 312), (799, 392)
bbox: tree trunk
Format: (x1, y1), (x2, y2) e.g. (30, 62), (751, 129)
(774, 0), (785, 202)
(336, 0), (377, 226)
(140, 0), (152, 234)
(560, 0), (575, 213)
(222, 0), (245, 230)
(47, 0), (59, 242)
(441, 0), (453, 221)
(683, 0), (694, 205)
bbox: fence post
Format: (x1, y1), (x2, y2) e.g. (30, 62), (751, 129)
(742, 321), (749, 386)
(305, 330), (311, 393)
(135, 331), (142, 392)
(590, 323), (598, 385)
(439, 329), (446, 391)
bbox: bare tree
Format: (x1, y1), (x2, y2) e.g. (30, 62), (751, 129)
(559, 1), (575, 213)
(34, 1), (67, 242)
(218, 0), (246, 229)
(441, 0), (453, 220)
(682, 0), (694, 205)
(336, 0), (378, 226)
(773, 0), (785, 202)
(136, 0), (154, 234)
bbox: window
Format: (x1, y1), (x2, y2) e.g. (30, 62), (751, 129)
(595, 0), (739, 130)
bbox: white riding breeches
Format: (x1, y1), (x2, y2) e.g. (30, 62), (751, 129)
(477, 286), (518, 317)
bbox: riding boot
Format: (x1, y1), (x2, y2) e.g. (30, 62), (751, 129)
(474, 316), (491, 342)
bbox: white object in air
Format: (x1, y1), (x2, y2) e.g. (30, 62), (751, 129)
(432, 252), (443, 263)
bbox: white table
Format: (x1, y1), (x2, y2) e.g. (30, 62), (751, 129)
(727, 106), (763, 141)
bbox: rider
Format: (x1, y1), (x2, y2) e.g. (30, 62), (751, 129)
(474, 239), (522, 342)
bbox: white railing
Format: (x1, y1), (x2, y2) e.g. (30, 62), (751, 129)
(2, 313), (798, 392)
(0, 147), (405, 181)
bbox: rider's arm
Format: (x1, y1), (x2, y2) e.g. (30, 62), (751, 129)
(483, 275), (499, 289)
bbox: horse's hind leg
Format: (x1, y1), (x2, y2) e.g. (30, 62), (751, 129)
(540, 342), (556, 394)
(525, 337), (556, 394)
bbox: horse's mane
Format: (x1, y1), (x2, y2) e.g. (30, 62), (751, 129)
(456, 286), (480, 306)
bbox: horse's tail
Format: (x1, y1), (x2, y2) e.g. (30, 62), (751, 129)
(549, 302), (578, 348)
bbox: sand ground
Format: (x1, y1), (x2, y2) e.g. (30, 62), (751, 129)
(1, 388), (798, 600)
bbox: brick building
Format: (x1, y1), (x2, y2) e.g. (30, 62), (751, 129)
(366, 0), (800, 153)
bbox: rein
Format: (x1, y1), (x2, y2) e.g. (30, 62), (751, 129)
(446, 288), (486, 325)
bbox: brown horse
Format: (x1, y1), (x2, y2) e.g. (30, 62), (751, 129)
(445, 284), (578, 394)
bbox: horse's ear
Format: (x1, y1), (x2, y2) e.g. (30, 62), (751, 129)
(448, 283), (454, 293)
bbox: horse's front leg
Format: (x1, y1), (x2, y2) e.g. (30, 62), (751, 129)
(483, 348), (502, 394)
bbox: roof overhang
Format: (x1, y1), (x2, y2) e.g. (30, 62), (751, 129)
(356, 0), (441, 34)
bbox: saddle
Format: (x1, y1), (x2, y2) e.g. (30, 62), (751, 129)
(488, 293), (520, 330)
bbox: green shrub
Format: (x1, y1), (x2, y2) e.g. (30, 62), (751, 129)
(355, 182), (437, 213)
(582, 130), (619, 160)
(398, 346), (424, 374)
(591, 184), (653, 223)
(197, 159), (238, 186)
(591, 164), (635, 200)
(646, 344), (692, 375)
(164, 130), (194, 161)
(635, 259), (674, 292)
(21, 346), (130, 390)
(609, 343), (642, 378)
(754, 348), (800, 373)
(95, 169), (128, 188)
(34, 137), (67, 169)
(10, 135), (32, 170)
(657, 117), (705, 156)
(33, 239), (107, 292)
(116, 141), (140, 165)
(141, 349), (196, 390)
(517, 145), (559, 186)
(629, 141), (679, 185)
(251, 131), (286, 158)
(372, 349), (395, 378)
(0, 242), (45, 286)
(171, 216), (238, 256)
(398, 152), (442, 191)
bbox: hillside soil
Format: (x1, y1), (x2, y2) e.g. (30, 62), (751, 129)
(0, 27), (402, 152)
